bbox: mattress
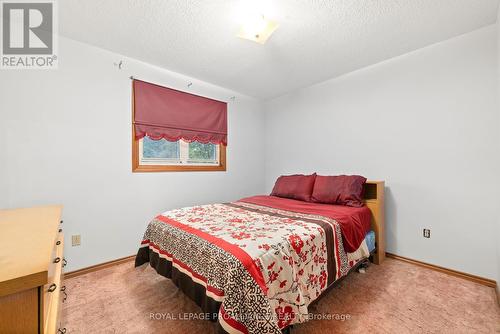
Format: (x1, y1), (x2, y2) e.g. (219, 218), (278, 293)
(135, 196), (373, 333)
(346, 230), (375, 264)
(365, 230), (376, 253)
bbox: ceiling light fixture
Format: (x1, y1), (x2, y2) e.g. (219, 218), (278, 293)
(236, 1), (278, 44)
(238, 14), (278, 44)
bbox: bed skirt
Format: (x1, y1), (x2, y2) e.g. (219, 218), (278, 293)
(135, 246), (221, 317)
(136, 247), (295, 334)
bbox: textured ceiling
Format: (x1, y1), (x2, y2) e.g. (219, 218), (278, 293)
(59, 0), (499, 99)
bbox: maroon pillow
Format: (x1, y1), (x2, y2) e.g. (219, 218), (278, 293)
(311, 175), (367, 207)
(271, 173), (317, 202)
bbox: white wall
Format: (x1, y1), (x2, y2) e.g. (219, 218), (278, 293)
(0, 37), (265, 271)
(496, 8), (500, 295)
(264, 25), (499, 280)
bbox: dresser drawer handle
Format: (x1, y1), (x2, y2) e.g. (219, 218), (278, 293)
(60, 285), (66, 292)
(60, 220), (63, 224)
(48, 283), (57, 292)
(58, 328), (66, 334)
(54, 257), (61, 264)
(56, 240), (61, 245)
(63, 258), (67, 267)
(63, 291), (68, 302)
(59, 228), (62, 233)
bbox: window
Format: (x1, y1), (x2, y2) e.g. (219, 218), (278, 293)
(133, 137), (226, 172)
(137, 137), (222, 167)
(131, 79), (227, 172)
(142, 137), (180, 161)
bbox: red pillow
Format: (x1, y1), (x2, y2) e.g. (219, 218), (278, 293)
(311, 175), (367, 207)
(271, 173), (317, 202)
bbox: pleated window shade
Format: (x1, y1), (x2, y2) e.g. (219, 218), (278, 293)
(133, 79), (227, 145)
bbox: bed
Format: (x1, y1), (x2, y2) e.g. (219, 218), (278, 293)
(135, 180), (385, 333)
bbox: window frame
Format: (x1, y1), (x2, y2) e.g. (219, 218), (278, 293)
(131, 87), (227, 172)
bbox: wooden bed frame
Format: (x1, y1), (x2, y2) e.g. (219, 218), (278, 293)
(363, 181), (385, 265)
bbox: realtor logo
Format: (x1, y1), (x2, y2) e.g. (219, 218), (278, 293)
(1, 0), (58, 69)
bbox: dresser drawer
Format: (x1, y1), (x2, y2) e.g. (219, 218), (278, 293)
(41, 231), (64, 334)
(0, 206), (63, 334)
(46, 233), (63, 293)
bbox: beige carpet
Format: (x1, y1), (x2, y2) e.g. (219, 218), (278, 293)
(62, 258), (500, 333)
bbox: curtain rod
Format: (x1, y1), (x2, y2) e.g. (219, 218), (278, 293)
(129, 76), (236, 102)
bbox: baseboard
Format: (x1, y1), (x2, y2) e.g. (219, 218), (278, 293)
(65, 255), (135, 279)
(386, 253), (496, 288)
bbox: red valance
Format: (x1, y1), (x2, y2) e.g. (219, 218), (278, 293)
(133, 79), (227, 145)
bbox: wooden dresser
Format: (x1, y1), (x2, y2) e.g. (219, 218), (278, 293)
(0, 206), (66, 334)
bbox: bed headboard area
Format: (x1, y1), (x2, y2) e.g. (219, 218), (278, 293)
(363, 181), (385, 264)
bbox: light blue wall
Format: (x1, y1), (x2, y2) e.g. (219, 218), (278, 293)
(264, 26), (499, 280)
(0, 36), (266, 271)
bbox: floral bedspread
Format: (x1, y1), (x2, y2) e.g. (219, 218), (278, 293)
(138, 199), (361, 333)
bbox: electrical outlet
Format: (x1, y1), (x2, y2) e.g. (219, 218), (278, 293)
(72, 235), (81, 246)
(423, 229), (431, 238)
